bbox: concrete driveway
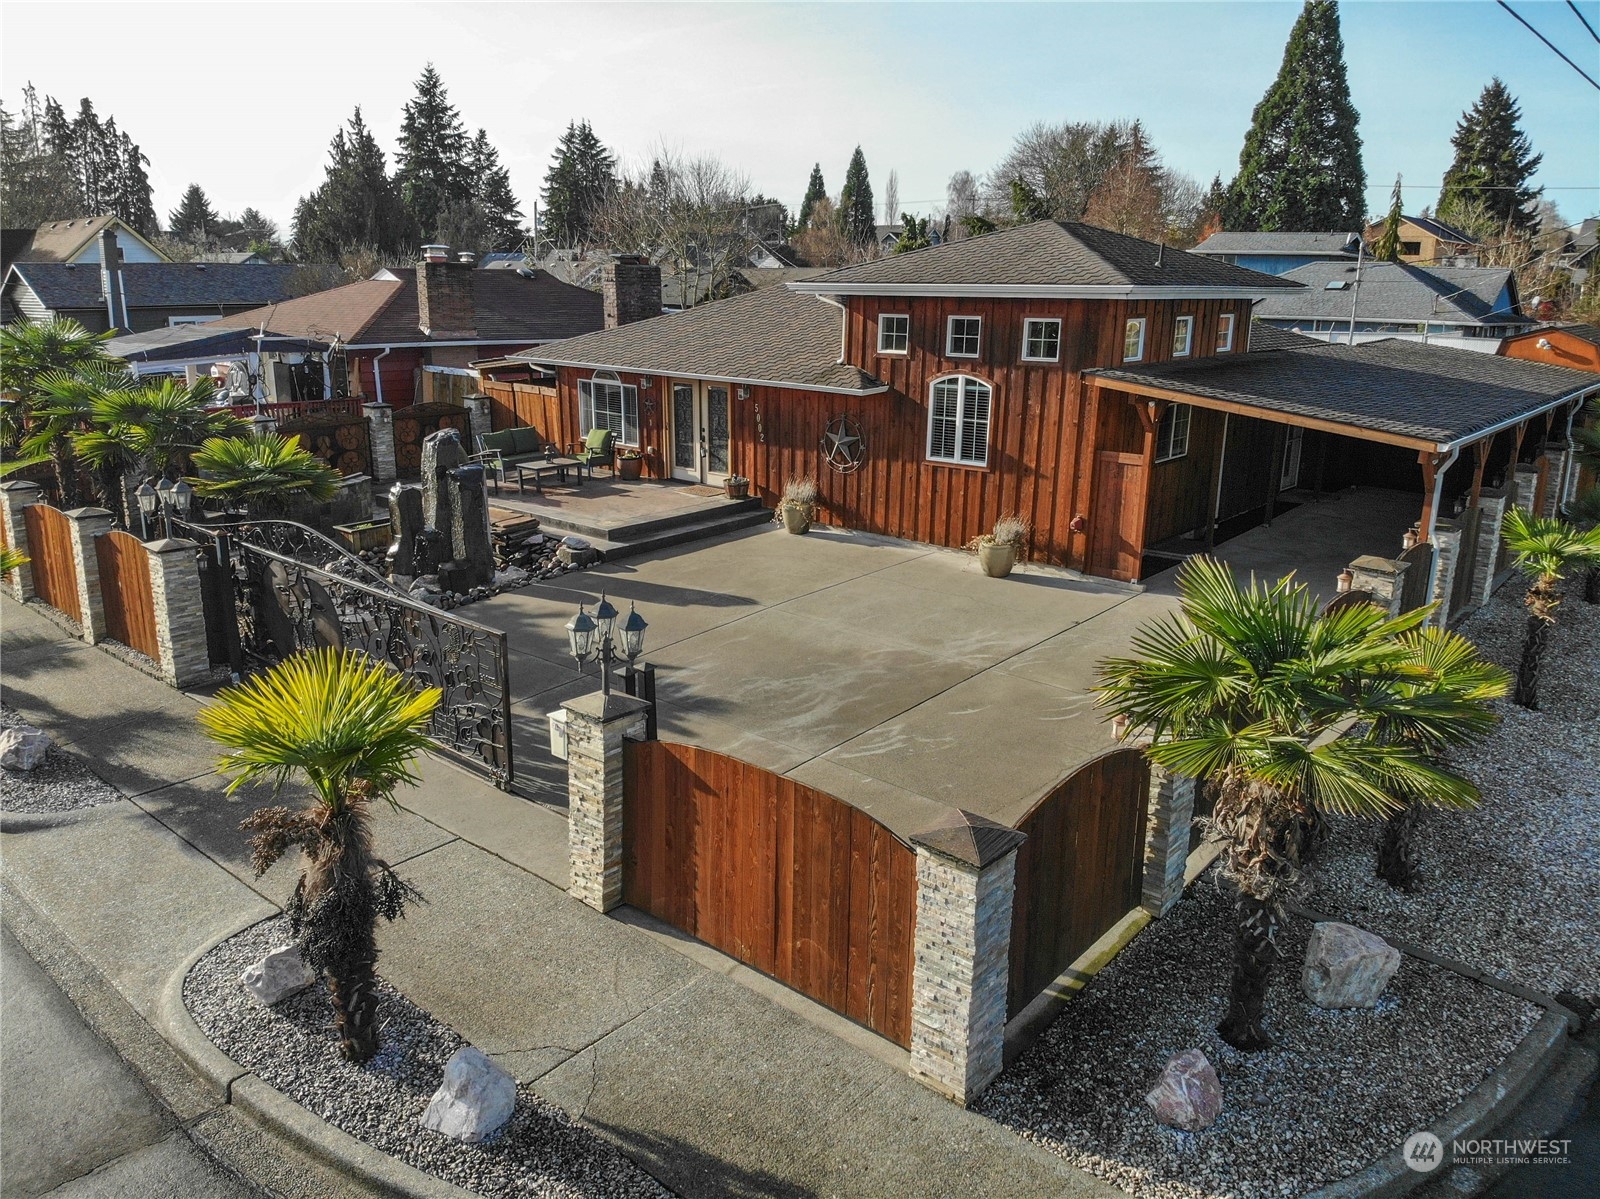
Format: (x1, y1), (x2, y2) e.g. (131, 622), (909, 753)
(475, 524), (1178, 837)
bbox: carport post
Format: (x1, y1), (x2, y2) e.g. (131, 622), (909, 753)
(1428, 519), (1462, 627)
(562, 690), (652, 913)
(1141, 767), (1196, 916)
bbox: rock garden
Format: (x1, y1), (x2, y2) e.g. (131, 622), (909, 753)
(0, 704), (123, 814)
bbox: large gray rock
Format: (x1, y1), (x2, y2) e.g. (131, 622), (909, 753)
(240, 944), (316, 1005)
(420, 1047), (516, 1143)
(1302, 921), (1401, 1009)
(1145, 1049), (1222, 1131)
(0, 726), (51, 772)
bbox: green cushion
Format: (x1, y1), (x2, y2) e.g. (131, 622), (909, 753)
(482, 430), (516, 454)
(585, 428), (613, 453)
(510, 427), (544, 455)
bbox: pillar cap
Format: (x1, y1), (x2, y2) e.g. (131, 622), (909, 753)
(562, 691), (651, 723)
(63, 506), (113, 521)
(0, 480), (44, 493)
(1349, 554), (1401, 575)
(910, 808), (1025, 868)
(144, 537), (198, 553)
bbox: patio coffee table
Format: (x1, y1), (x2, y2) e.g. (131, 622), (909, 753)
(514, 456), (586, 494)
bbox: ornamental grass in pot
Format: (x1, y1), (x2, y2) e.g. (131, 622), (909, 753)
(972, 514), (1029, 577)
(777, 476), (818, 534)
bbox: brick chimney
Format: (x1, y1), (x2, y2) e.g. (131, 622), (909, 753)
(603, 255), (662, 329)
(417, 245), (478, 341)
(99, 227), (128, 332)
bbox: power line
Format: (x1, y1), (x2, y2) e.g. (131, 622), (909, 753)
(1568, 0), (1600, 45)
(1496, 0), (1600, 90)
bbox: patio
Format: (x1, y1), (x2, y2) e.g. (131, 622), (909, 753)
(488, 475), (769, 556)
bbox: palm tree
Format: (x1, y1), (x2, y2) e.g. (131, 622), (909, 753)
(199, 649), (440, 1063)
(1, 546), (29, 576)
(0, 320), (118, 504)
(189, 432), (340, 517)
(1097, 559), (1495, 1049)
(11, 363), (139, 510)
(1500, 507), (1600, 710)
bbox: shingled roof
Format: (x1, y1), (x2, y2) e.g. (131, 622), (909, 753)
(1191, 231), (1363, 257)
(787, 220), (1302, 296)
(8, 261), (299, 311)
(1256, 261), (1530, 327)
(1090, 338), (1598, 449)
(515, 285), (887, 394)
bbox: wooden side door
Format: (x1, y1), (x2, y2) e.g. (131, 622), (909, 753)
(1087, 451), (1148, 581)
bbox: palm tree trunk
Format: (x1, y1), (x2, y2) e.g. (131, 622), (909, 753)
(1215, 784), (1295, 1051)
(1376, 803), (1421, 891)
(1584, 566), (1599, 605)
(1514, 574), (1558, 710)
(327, 957), (380, 1064)
(1219, 889), (1280, 1050)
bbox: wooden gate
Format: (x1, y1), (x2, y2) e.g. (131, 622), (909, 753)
(623, 741), (917, 1046)
(1397, 541), (1435, 613)
(21, 504), (80, 623)
(1008, 748), (1150, 1018)
(1450, 505), (1483, 617)
(95, 529), (160, 661)
(393, 402), (471, 477)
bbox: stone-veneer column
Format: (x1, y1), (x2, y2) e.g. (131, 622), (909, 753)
(62, 507), (113, 644)
(1141, 767), (1196, 917)
(1468, 488), (1509, 610)
(1428, 519), (1461, 628)
(1539, 447), (1570, 519)
(463, 393), (492, 448)
(144, 538), (210, 686)
(908, 810), (1026, 1107)
(562, 690), (652, 913)
(1347, 555), (1408, 617)
(1510, 463), (1539, 516)
(0, 480), (43, 600)
(363, 402), (397, 482)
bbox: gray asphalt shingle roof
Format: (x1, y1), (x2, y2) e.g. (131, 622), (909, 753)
(8, 261), (298, 310)
(1191, 231), (1363, 256)
(1089, 338), (1596, 447)
(1255, 261), (1530, 327)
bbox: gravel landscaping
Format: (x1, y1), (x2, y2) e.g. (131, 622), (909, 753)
(0, 705), (124, 814)
(185, 918), (670, 1199)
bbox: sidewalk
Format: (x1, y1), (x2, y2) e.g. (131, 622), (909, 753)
(0, 594), (1117, 1199)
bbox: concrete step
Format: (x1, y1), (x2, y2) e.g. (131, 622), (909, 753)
(535, 495), (764, 543)
(569, 507), (774, 561)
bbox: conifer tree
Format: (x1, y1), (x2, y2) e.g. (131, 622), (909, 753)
(1373, 174), (1404, 260)
(467, 129), (524, 249)
(1223, 0), (1366, 232)
(797, 164), (826, 235)
(395, 64), (472, 241)
(838, 147), (876, 249)
(292, 108), (414, 261)
(539, 120), (615, 246)
(167, 183), (219, 241)
(1437, 79), (1543, 235)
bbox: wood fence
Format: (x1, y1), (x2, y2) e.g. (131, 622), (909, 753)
(1008, 747), (1150, 1018)
(481, 380), (578, 446)
(21, 504), (80, 623)
(622, 741), (917, 1046)
(1397, 541), (1435, 613)
(96, 529), (159, 661)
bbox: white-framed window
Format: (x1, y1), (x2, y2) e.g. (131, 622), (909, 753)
(1216, 312), (1236, 352)
(927, 375), (992, 466)
(877, 313), (910, 354)
(1154, 403), (1191, 463)
(1123, 317), (1147, 362)
(1022, 317), (1061, 362)
(167, 315), (214, 326)
(946, 315), (982, 358)
(1172, 315), (1194, 357)
(578, 373), (640, 444)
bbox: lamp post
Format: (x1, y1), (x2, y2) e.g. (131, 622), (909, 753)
(565, 591), (647, 695)
(137, 478), (194, 539)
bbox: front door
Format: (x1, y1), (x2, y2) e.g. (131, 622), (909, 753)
(670, 381), (731, 485)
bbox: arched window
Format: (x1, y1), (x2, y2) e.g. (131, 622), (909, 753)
(927, 375), (992, 467)
(578, 370), (639, 444)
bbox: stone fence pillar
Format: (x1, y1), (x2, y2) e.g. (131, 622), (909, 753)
(1428, 519), (1462, 628)
(0, 480), (43, 600)
(908, 810), (1025, 1106)
(1539, 446), (1570, 519)
(563, 691), (652, 913)
(363, 402), (397, 482)
(1510, 463), (1539, 515)
(1347, 555), (1408, 617)
(1141, 767), (1196, 916)
(144, 538), (210, 687)
(464, 392), (493, 446)
(1468, 488), (1509, 609)
(62, 507), (113, 644)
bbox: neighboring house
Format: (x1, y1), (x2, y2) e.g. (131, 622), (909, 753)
(1498, 323), (1600, 374)
(747, 241), (810, 269)
(1360, 215), (1480, 266)
(1253, 260), (1531, 351)
(0, 214), (167, 273)
(1555, 218), (1597, 289)
(190, 250), (271, 265)
(1189, 231), (1363, 276)
(873, 223), (904, 253)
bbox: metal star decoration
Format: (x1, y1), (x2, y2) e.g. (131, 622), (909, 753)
(821, 415), (866, 474)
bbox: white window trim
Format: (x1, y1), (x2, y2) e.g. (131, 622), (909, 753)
(1172, 315), (1194, 358)
(1123, 317), (1147, 363)
(877, 313), (910, 355)
(946, 315), (982, 359)
(925, 374), (992, 467)
(1021, 317), (1062, 362)
(579, 375), (640, 446)
(1217, 312), (1236, 352)
(1154, 403), (1191, 464)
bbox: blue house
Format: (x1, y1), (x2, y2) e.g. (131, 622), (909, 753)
(1189, 231), (1363, 276)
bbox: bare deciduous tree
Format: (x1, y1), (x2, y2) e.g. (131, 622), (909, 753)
(883, 169), (899, 226)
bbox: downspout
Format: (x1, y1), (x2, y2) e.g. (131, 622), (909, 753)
(816, 294), (848, 364)
(1557, 390), (1591, 514)
(1422, 444), (1461, 623)
(370, 346), (393, 406)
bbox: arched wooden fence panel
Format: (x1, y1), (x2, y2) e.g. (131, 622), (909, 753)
(95, 529), (159, 662)
(1008, 747), (1150, 1018)
(21, 503), (80, 623)
(623, 741), (917, 1047)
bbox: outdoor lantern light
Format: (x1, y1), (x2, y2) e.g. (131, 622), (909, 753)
(135, 482), (159, 540)
(620, 603), (648, 660)
(593, 591), (618, 643)
(567, 595), (649, 695)
(172, 480), (194, 518)
(566, 605), (596, 660)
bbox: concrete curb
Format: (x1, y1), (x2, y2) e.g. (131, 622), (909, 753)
(158, 919), (478, 1199)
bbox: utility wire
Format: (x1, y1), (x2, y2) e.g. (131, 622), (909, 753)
(1497, 0), (1600, 90)
(1568, 0), (1600, 45)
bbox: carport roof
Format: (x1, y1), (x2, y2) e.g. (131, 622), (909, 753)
(1088, 337), (1600, 450)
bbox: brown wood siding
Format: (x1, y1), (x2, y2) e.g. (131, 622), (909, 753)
(1144, 405), (1228, 546)
(21, 503), (80, 623)
(95, 529), (159, 661)
(1499, 330), (1600, 375)
(1008, 747), (1150, 1018)
(622, 740), (917, 1047)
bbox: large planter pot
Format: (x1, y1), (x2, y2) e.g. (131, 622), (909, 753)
(618, 456), (644, 481)
(977, 541), (1016, 578)
(781, 505), (812, 535)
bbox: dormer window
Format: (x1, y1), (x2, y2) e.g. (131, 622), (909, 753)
(946, 316), (981, 358)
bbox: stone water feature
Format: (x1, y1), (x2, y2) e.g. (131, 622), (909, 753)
(385, 428), (496, 599)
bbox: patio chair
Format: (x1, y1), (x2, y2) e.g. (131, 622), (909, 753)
(473, 427), (551, 493)
(568, 428), (615, 477)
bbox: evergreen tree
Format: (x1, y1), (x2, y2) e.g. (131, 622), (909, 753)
(539, 120), (615, 246)
(0, 85), (78, 227)
(116, 132), (157, 235)
(838, 146), (876, 248)
(292, 108), (414, 261)
(1373, 174), (1404, 260)
(467, 128), (524, 249)
(1437, 78), (1543, 235)
(395, 64), (472, 241)
(892, 213), (931, 254)
(1223, 0), (1366, 232)
(167, 183), (219, 241)
(1010, 178), (1050, 223)
(797, 163), (826, 235)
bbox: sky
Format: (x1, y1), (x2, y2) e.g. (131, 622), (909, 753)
(2, 1), (1597, 239)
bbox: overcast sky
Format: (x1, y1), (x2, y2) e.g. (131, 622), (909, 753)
(3, 1), (1596, 239)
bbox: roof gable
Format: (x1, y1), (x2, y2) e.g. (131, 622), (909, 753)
(1256, 261), (1528, 325)
(0, 215), (168, 268)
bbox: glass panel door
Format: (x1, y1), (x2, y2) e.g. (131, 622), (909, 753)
(672, 383), (698, 481)
(704, 386), (730, 482)
(1280, 426), (1304, 491)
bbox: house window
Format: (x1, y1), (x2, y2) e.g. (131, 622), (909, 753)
(579, 374), (639, 444)
(1216, 313), (1236, 352)
(1399, 241), (1421, 256)
(878, 313), (909, 354)
(1154, 404), (1191, 463)
(1123, 317), (1147, 362)
(946, 315), (981, 358)
(1022, 318), (1061, 361)
(927, 375), (991, 466)
(1172, 315), (1194, 357)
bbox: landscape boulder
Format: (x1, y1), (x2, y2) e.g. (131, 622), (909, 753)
(0, 726), (51, 772)
(240, 944), (316, 1005)
(1302, 921), (1401, 1009)
(1145, 1048), (1222, 1131)
(420, 1046), (516, 1143)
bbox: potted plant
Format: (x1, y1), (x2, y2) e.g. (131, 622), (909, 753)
(776, 476), (818, 534)
(617, 448), (645, 481)
(725, 474), (750, 499)
(972, 515), (1029, 578)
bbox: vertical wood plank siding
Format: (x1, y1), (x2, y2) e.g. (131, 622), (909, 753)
(95, 529), (160, 661)
(21, 504), (81, 623)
